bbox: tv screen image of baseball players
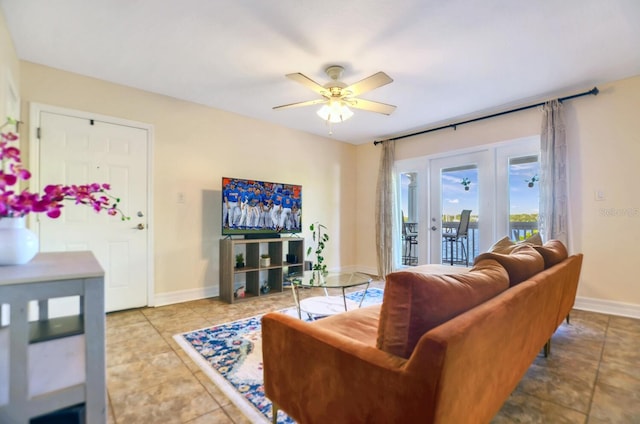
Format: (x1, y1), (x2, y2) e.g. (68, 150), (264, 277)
(221, 177), (302, 235)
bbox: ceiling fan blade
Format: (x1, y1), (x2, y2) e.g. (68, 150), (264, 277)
(286, 73), (328, 96)
(273, 98), (327, 110)
(343, 72), (393, 97)
(348, 98), (397, 115)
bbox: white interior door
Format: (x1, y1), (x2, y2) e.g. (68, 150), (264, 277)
(36, 111), (150, 312)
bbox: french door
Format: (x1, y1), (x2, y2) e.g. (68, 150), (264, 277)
(397, 136), (539, 268)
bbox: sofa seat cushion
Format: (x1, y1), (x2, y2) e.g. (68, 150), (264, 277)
(474, 244), (545, 287)
(311, 304), (381, 347)
(376, 259), (509, 359)
(533, 239), (569, 268)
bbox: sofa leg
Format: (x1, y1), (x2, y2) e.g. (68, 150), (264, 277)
(543, 339), (551, 357)
(566, 314), (570, 324)
(272, 402), (279, 424)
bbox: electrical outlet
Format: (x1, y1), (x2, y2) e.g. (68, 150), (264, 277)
(594, 190), (605, 201)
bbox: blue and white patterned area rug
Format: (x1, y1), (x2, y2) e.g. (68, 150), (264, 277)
(173, 288), (384, 424)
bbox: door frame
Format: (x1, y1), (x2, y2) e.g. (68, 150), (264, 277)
(28, 102), (156, 307)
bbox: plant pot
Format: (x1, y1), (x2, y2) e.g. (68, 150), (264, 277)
(528, 183), (534, 188)
(260, 257), (270, 267)
(464, 186), (470, 191)
(236, 262), (245, 268)
(0, 217), (39, 265)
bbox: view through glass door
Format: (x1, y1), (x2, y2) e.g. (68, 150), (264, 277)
(495, 138), (541, 242)
(400, 172), (419, 266)
(440, 165), (478, 265)
(507, 155), (540, 240)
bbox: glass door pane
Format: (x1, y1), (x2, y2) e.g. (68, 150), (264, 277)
(440, 165), (478, 265)
(400, 172), (419, 266)
(509, 155), (540, 240)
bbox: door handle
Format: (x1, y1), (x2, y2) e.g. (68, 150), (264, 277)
(136, 223), (145, 230)
(431, 226), (438, 231)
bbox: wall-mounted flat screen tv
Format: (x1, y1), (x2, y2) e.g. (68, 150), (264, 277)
(222, 177), (302, 236)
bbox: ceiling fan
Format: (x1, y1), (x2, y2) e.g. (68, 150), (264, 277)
(273, 65), (396, 123)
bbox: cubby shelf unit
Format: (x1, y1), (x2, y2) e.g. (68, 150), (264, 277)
(219, 237), (304, 303)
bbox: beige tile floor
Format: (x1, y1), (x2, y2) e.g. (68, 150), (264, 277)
(106, 283), (640, 423)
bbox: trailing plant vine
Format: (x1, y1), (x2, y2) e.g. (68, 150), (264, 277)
(306, 222), (329, 276)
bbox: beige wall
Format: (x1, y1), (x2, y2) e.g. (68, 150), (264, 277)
(356, 75), (640, 309)
(15, 61), (358, 301)
(0, 10), (20, 122)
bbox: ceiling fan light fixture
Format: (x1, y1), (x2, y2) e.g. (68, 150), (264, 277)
(316, 101), (353, 123)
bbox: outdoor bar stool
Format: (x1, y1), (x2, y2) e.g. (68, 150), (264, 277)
(403, 222), (418, 266)
(442, 209), (471, 266)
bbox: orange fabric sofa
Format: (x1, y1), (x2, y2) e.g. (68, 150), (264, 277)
(262, 240), (583, 424)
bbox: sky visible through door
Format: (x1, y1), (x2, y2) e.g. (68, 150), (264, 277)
(400, 160), (540, 218)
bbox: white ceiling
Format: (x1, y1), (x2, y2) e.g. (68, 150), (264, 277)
(2, 0), (640, 145)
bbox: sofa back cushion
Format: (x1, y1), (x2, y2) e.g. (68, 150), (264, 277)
(474, 244), (545, 287)
(488, 233), (543, 254)
(533, 239), (568, 269)
(376, 259), (509, 359)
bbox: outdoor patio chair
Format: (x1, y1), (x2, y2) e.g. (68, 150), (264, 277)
(442, 209), (471, 266)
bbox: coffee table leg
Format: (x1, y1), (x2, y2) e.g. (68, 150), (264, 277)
(358, 282), (370, 308)
(291, 284), (302, 319)
(341, 287), (348, 311)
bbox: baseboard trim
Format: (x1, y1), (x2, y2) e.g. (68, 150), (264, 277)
(153, 267), (382, 308)
(154, 286), (219, 307)
(574, 296), (640, 319)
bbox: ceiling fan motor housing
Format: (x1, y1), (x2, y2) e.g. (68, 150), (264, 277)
(325, 65), (345, 80)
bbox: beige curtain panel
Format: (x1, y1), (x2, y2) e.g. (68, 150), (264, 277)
(375, 139), (396, 279)
(539, 99), (569, 246)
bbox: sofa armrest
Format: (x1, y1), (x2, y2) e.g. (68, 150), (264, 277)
(261, 312), (439, 424)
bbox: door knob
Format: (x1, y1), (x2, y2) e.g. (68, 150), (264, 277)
(431, 226), (438, 231)
(137, 223), (145, 230)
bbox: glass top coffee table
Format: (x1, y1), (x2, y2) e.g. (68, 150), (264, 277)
(285, 271), (372, 320)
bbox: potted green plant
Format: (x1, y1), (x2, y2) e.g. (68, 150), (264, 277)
(235, 253), (245, 268)
(306, 222), (329, 284)
(260, 253), (270, 267)
(461, 177), (471, 191)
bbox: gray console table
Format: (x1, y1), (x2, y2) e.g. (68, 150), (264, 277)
(0, 251), (106, 423)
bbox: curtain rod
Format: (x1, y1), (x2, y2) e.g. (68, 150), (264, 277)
(373, 86), (599, 146)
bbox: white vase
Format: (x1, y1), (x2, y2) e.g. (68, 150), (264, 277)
(0, 217), (39, 265)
